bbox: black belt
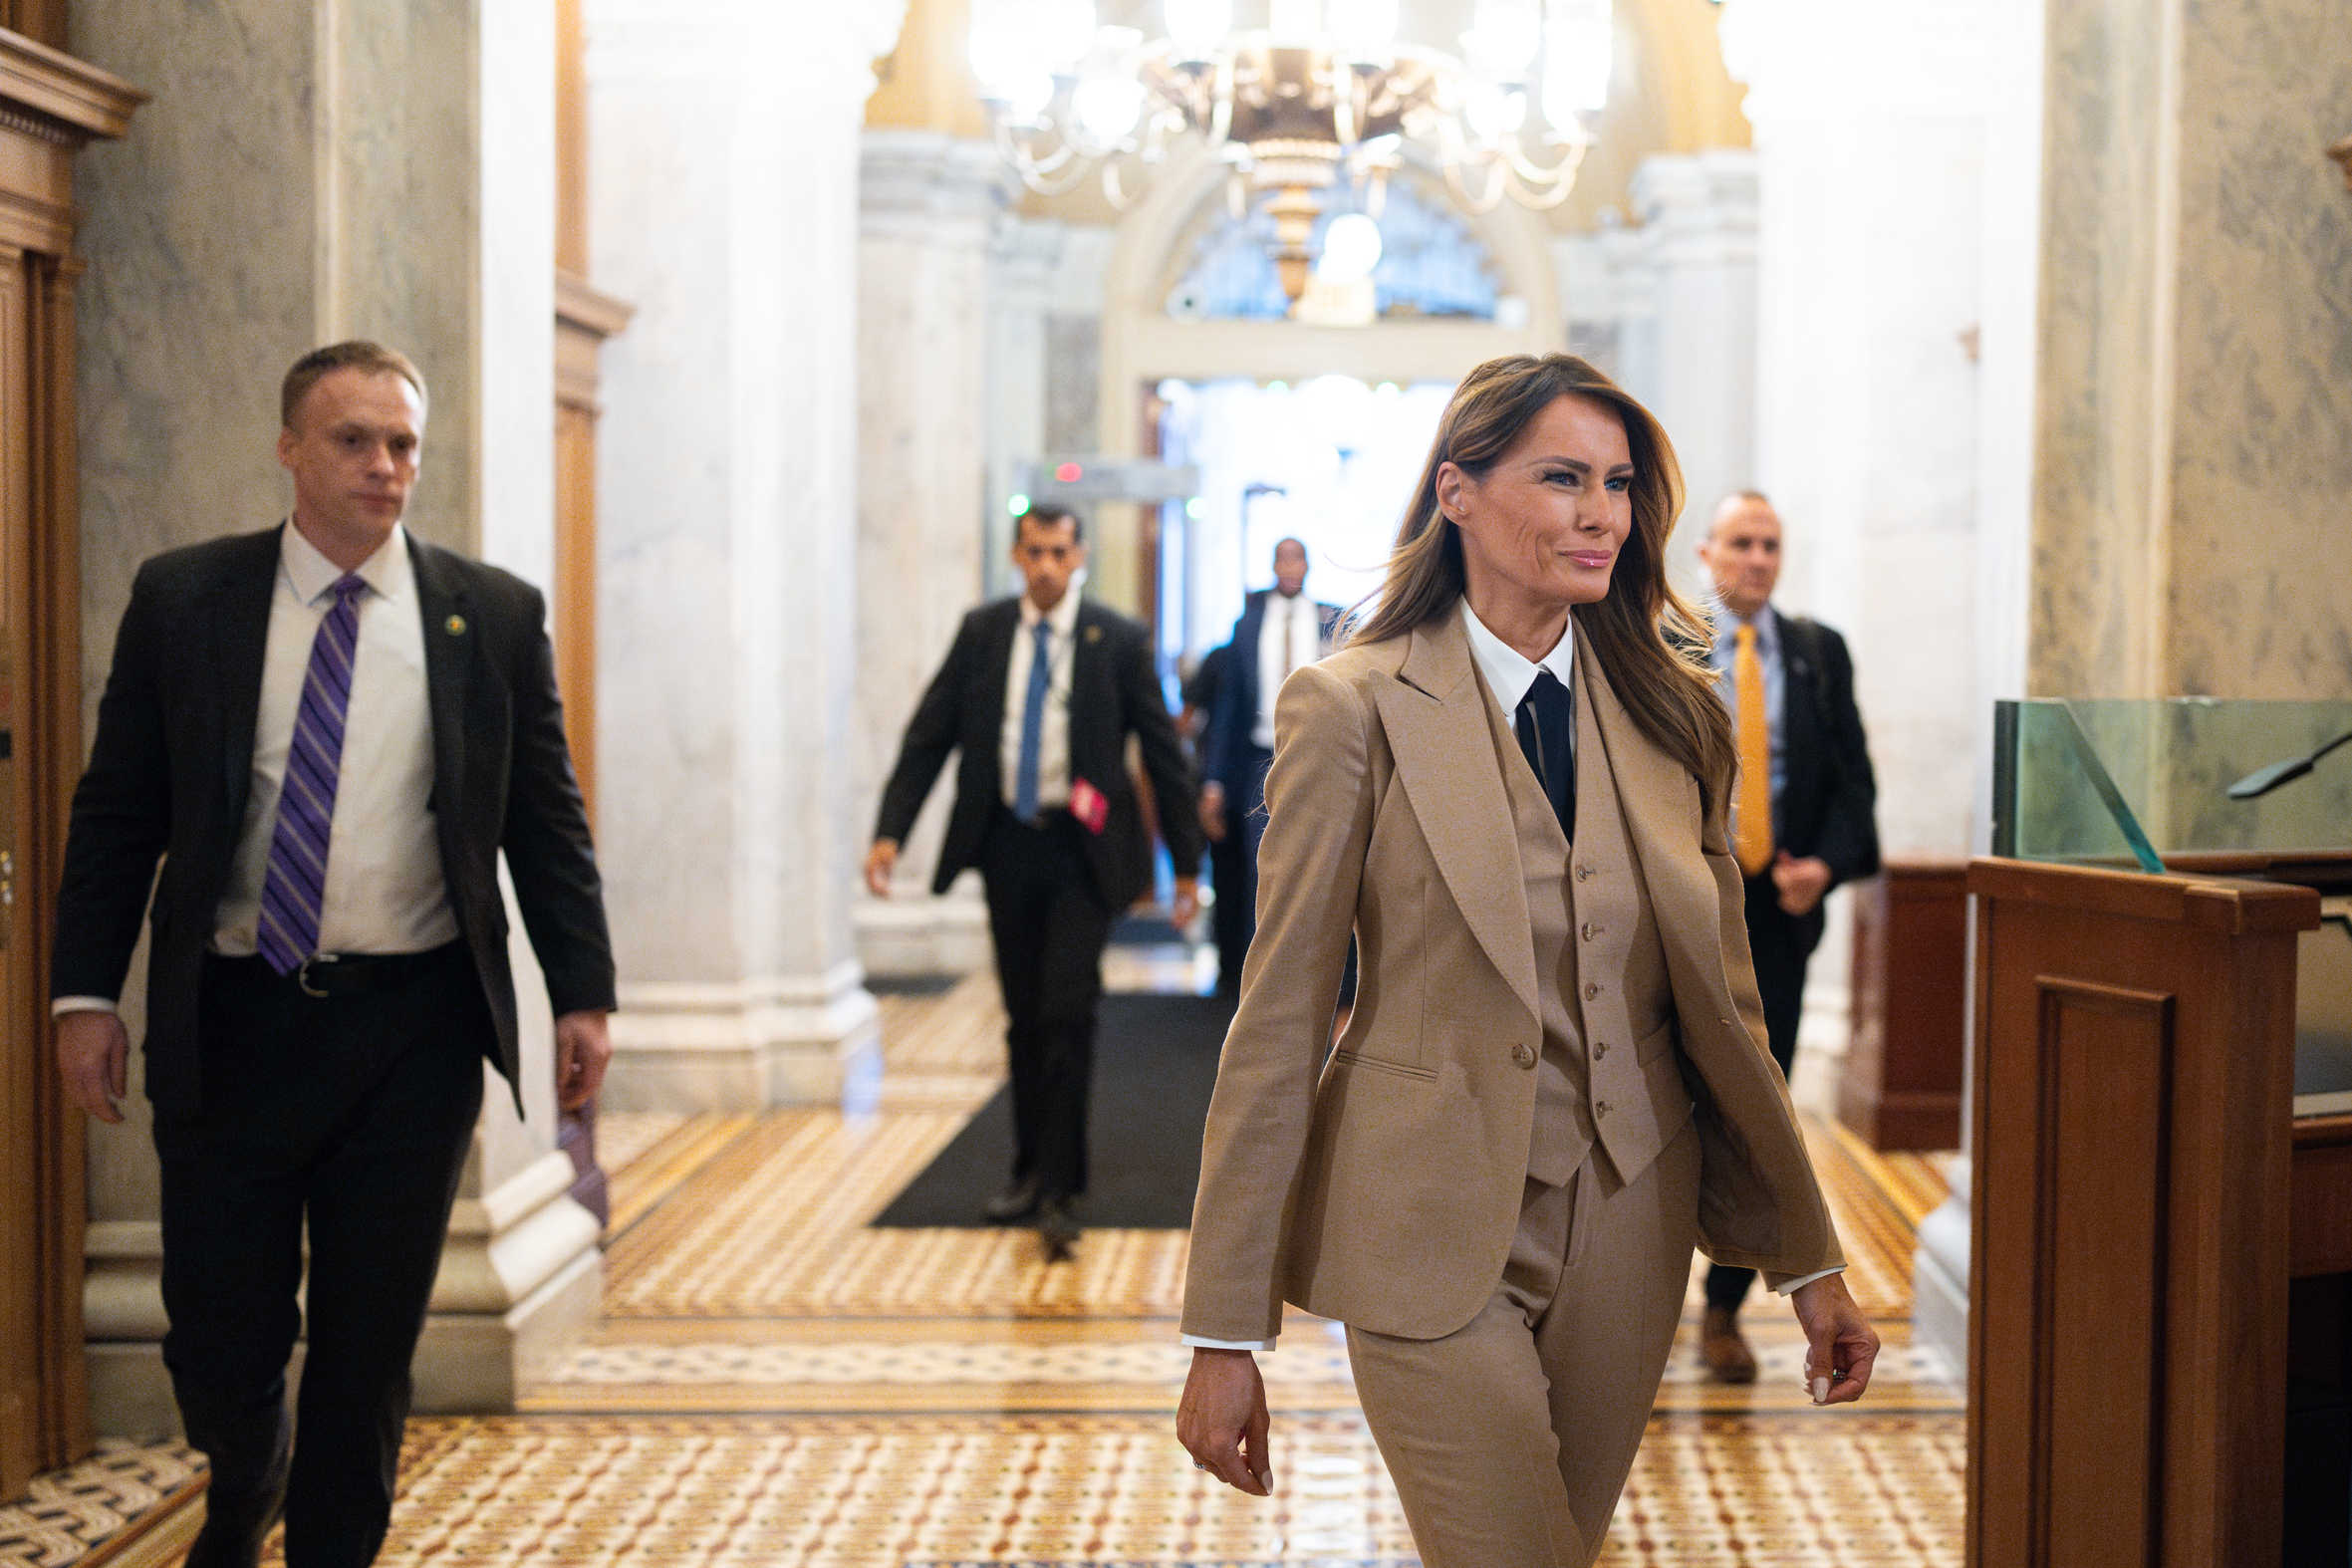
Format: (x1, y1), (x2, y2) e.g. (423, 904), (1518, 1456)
(207, 940), (466, 999)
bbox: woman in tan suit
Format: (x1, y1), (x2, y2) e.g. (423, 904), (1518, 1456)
(1176, 354), (1879, 1566)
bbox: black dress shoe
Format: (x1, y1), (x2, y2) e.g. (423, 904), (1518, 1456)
(984, 1176), (1041, 1222)
(1037, 1198), (1080, 1259)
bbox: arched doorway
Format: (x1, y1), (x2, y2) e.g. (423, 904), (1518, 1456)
(1088, 144), (1565, 639)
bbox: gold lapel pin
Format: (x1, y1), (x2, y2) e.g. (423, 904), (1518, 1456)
(445, 614), (467, 636)
(1084, 625), (1103, 643)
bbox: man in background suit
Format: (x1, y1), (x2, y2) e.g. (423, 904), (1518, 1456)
(1195, 537), (1341, 997)
(1695, 488), (1880, 1381)
(52, 342), (616, 1567)
(865, 503), (1204, 1255)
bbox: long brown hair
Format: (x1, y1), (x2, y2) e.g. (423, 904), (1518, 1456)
(1350, 354), (1734, 821)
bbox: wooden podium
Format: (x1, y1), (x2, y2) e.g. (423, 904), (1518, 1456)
(1966, 856), (2333, 1568)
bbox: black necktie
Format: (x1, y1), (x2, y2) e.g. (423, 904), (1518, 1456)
(1516, 668), (1575, 839)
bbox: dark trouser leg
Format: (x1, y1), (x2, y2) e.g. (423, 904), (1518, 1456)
(1208, 826), (1248, 1001)
(282, 959), (487, 1567)
(1233, 748), (1271, 965)
(983, 812), (1112, 1200)
(154, 1107), (305, 1568)
(1706, 875), (1826, 1315)
(984, 810), (1057, 1185)
(156, 948), (490, 1568)
(1026, 822), (1113, 1201)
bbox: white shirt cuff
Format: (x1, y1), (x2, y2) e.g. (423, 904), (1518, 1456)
(1772, 1265), (1845, 1296)
(1181, 1334), (1275, 1352)
(52, 996), (119, 1018)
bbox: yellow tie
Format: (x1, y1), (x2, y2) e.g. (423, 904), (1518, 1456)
(1733, 623), (1773, 878)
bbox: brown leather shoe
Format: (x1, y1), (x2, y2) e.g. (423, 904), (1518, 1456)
(1700, 1306), (1758, 1384)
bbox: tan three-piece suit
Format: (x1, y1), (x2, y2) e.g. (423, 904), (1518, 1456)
(1182, 602), (1843, 1566)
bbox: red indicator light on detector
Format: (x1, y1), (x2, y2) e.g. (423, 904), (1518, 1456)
(1055, 462), (1083, 483)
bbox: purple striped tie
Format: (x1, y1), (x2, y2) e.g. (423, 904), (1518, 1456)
(256, 573), (368, 975)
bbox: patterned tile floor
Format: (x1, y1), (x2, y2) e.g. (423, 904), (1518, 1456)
(8, 960), (1966, 1567)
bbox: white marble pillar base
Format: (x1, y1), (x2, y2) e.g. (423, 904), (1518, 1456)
(77, 1155), (603, 1434)
(608, 963), (883, 1109)
(414, 1150), (604, 1411)
(1911, 1159), (1970, 1382)
(855, 871), (992, 978)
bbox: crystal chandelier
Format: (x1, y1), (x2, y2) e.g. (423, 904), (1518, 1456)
(969, 0), (1611, 302)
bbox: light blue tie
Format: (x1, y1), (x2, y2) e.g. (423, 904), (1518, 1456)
(1014, 618), (1052, 823)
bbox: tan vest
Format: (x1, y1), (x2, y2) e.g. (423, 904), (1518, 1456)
(1480, 653), (1690, 1191)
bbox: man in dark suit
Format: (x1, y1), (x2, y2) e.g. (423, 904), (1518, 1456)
(865, 503), (1203, 1255)
(1195, 537), (1341, 997)
(52, 342), (616, 1567)
(1694, 488), (1880, 1381)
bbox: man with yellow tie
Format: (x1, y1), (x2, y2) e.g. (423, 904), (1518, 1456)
(1695, 489), (1880, 1382)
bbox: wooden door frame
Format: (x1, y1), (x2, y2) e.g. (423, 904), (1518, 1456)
(0, 34), (141, 1496)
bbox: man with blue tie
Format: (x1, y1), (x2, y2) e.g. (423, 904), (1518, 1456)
(866, 503), (1203, 1255)
(1195, 537), (1343, 999)
(1694, 489), (1879, 1381)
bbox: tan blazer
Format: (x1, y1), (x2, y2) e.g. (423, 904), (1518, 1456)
(1182, 603), (1842, 1344)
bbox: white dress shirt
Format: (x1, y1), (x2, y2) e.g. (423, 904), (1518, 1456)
(214, 522), (457, 957)
(998, 589), (1081, 812)
(56, 524), (457, 1017)
(1250, 592), (1326, 751)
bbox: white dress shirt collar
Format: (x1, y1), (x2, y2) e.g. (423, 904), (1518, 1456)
(282, 520), (410, 607)
(1462, 600), (1576, 722)
(1019, 588), (1082, 640)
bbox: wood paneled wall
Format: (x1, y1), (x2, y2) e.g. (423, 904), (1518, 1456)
(0, 32), (141, 1498)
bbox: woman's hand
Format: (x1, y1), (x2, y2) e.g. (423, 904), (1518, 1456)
(1789, 1272), (1879, 1404)
(1177, 1347), (1273, 1495)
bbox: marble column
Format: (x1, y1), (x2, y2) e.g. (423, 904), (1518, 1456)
(2027, 0), (2352, 701)
(1718, 0), (1990, 1373)
(68, 0), (601, 1429)
(852, 131), (1003, 978)
(588, 0), (905, 1108)
(1627, 149), (1759, 597)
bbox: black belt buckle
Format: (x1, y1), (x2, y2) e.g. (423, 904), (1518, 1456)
(296, 953), (340, 998)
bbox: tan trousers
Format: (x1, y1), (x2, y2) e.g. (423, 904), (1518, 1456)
(1346, 1117), (1700, 1568)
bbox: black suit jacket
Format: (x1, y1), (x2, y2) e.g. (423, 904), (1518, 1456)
(1198, 589), (1343, 793)
(1771, 610), (1880, 889)
(51, 525), (617, 1118)
(873, 595), (1204, 908)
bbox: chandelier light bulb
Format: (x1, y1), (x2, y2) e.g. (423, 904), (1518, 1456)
(1463, 80), (1528, 138)
(968, 12), (1029, 92)
(1074, 75), (1146, 140)
(1327, 0), (1400, 52)
(1164, 0), (1232, 54)
(1541, 0), (1613, 118)
(1315, 213), (1385, 283)
(1464, 0), (1542, 76)
(1033, 0), (1100, 71)
(1004, 71), (1057, 121)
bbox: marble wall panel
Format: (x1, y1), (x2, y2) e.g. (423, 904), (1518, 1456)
(856, 132), (998, 905)
(588, 0), (901, 1101)
(2164, 0), (2352, 699)
(2028, 0), (2170, 698)
(2033, 0), (2352, 702)
(71, 0), (327, 718)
